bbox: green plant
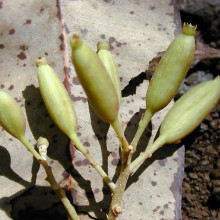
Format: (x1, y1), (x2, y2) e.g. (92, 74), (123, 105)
(0, 23), (219, 220)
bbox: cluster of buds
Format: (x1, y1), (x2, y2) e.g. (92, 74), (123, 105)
(0, 22), (219, 220)
(70, 35), (120, 124)
(0, 24), (219, 154)
(0, 25), (219, 214)
(0, 23), (219, 155)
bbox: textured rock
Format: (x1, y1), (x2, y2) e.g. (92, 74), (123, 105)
(0, 1), (184, 219)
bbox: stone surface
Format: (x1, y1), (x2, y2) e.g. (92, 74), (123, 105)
(59, 0), (184, 219)
(0, 1), (184, 219)
(0, 1), (68, 219)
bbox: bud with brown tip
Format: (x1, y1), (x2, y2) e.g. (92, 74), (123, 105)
(146, 23), (196, 115)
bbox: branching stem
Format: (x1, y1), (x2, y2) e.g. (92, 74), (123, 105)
(107, 135), (166, 220)
(130, 136), (166, 172)
(70, 133), (116, 192)
(107, 165), (131, 220)
(111, 115), (131, 166)
(111, 115), (129, 152)
(20, 136), (79, 220)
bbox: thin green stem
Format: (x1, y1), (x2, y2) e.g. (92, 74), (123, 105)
(111, 115), (131, 167)
(20, 135), (42, 161)
(129, 135), (166, 172)
(111, 115), (130, 152)
(130, 109), (153, 152)
(41, 160), (79, 220)
(19, 136), (79, 220)
(70, 133), (116, 192)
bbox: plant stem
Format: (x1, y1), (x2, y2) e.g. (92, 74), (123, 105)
(20, 136), (79, 220)
(108, 136), (166, 219)
(111, 115), (130, 153)
(41, 160), (79, 220)
(108, 115), (137, 219)
(107, 165), (131, 220)
(70, 133), (116, 192)
(130, 135), (166, 172)
(111, 115), (131, 166)
(130, 109), (153, 152)
(20, 135), (42, 161)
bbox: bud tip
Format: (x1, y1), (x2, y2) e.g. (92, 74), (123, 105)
(182, 23), (197, 36)
(35, 57), (48, 67)
(70, 34), (83, 50)
(37, 137), (49, 147)
(97, 41), (110, 52)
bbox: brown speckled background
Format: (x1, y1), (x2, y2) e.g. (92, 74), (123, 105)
(0, 1), (185, 219)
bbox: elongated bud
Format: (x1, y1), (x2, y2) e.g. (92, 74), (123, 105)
(70, 35), (119, 123)
(146, 23), (196, 114)
(0, 90), (26, 140)
(36, 58), (77, 137)
(159, 77), (220, 144)
(97, 41), (121, 104)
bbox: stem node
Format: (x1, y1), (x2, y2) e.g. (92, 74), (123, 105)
(112, 205), (122, 216)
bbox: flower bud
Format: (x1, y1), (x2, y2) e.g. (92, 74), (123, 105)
(159, 77), (220, 144)
(70, 35), (119, 123)
(0, 90), (26, 140)
(37, 137), (49, 160)
(146, 23), (196, 114)
(97, 41), (121, 104)
(36, 58), (77, 137)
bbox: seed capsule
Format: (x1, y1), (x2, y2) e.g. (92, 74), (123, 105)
(146, 23), (196, 114)
(36, 58), (77, 137)
(0, 90), (26, 140)
(70, 35), (119, 123)
(97, 41), (121, 104)
(159, 77), (220, 144)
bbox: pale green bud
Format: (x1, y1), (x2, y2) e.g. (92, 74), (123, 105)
(160, 77), (220, 143)
(0, 90), (26, 140)
(36, 58), (77, 137)
(97, 41), (121, 104)
(70, 35), (119, 123)
(146, 23), (196, 114)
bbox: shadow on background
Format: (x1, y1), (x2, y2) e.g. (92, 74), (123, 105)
(0, 85), (73, 219)
(127, 142), (182, 189)
(1, 82), (182, 219)
(84, 104), (113, 218)
(0, 186), (67, 220)
(0, 145), (30, 188)
(126, 112), (182, 189)
(21, 85), (110, 219)
(22, 85), (72, 172)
